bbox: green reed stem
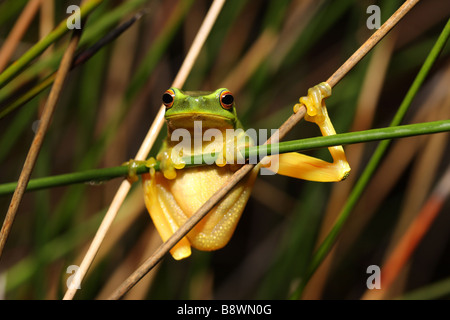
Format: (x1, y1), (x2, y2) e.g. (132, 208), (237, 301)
(0, 120), (448, 196)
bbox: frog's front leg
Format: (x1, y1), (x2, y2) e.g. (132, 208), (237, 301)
(263, 82), (350, 182)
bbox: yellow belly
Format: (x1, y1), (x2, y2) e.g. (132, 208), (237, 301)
(169, 166), (234, 216)
(143, 165), (258, 254)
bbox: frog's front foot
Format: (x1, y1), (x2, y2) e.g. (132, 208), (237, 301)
(157, 147), (186, 180)
(123, 158), (157, 183)
(215, 144), (240, 168)
(215, 131), (251, 168)
(293, 82), (331, 125)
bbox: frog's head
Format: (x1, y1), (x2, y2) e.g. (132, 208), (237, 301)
(162, 88), (240, 131)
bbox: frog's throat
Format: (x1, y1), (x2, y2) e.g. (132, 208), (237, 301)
(166, 113), (236, 132)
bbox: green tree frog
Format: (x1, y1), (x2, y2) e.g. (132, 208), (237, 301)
(140, 83), (350, 260)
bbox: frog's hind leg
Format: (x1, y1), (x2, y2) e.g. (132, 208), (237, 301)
(264, 151), (349, 182)
(262, 82), (350, 182)
(142, 172), (192, 260)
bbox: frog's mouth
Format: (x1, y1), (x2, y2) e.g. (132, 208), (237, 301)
(166, 113), (235, 131)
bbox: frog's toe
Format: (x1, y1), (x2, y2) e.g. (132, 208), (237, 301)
(215, 152), (228, 167)
(123, 159), (148, 183)
(157, 149), (182, 180)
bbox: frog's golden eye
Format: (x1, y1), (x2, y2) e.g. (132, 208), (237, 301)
(220, 90), (234, 110)
(162, 89), (175, 109)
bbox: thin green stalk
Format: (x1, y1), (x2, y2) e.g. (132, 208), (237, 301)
(290, 17), (450, 300)
(0, 10), (144, 119)
(0, 0), (146, 109)
(0, 120), (448, 196)
(0, 0), (103, 90)
(246, 120), (450, 159)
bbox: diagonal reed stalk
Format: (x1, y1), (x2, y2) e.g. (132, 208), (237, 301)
(107, 0), (422, 299)
(0, 0), (42, 72)
(0, 17), (86, 258)
(62, 0), (227, 300)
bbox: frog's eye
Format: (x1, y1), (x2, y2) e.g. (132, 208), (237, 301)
(220, 90), (234, 110)
(162, 89), (175, 109)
